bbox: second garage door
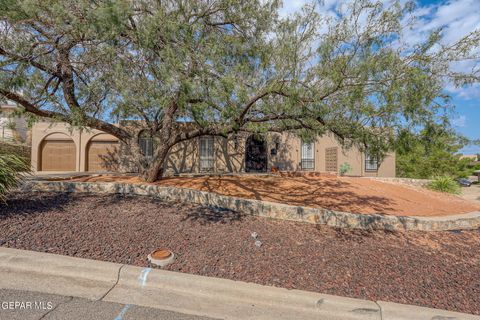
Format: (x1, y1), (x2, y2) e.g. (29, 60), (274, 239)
(86, 141), (119, 172)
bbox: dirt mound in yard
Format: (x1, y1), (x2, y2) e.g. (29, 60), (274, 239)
(65, 174), (480, 217)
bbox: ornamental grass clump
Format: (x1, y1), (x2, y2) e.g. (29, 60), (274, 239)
(0, 154), (30, 202)
(427, 176), (461, 195)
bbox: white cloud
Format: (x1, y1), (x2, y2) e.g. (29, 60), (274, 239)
(447, 83), (480, 100)
(280, 0), (480, 44)
(451, 115), (467, 127)
(278, 0), (308, 17)
(278, 0), (480, 98)
(408, 0), (480, 49)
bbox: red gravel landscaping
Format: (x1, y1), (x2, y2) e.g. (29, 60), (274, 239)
(1, 192), (480, 315)
(66, 174), (480, 216)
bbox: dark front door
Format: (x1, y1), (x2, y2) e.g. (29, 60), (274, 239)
(245, 136), (267, 172)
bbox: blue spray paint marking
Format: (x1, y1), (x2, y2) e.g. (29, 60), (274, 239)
(114, 304), (130, 320)
(112, 268), (150, 319)
(138, 267), (152, 286)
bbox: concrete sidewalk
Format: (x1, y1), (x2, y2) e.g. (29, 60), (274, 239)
(0, 288), (214, 320)
(0, 247), (478, 320)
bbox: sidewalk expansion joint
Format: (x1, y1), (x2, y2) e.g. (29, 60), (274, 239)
(38, 296), (74, 320)
(374, 300), (383, 320)
(98, 264), (125, 302)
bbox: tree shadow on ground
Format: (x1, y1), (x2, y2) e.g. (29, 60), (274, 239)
(69, 191), (246, 226)
(166, 174), (397, 215)
(0, 192), (74, 219)
(331, 226), (399, 242)
(83, 193), (149, 208)
(181, 206), (245, 225)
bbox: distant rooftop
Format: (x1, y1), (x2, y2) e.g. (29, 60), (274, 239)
(1, 101), (18, 110)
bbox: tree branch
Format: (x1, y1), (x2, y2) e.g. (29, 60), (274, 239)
(0, 89), (131, 141)
(0, 46), (61, 77)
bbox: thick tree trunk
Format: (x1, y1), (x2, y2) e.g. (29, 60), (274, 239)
(139, 101), (179, 182)
(142, 144), (171, 183)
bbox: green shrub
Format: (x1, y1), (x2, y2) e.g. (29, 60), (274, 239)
(0, 141), (31, 162)
(0, 154), (30, 202)
(469, 163), (480, 176)
(426, 176), (461, 194)
(339, 162), (352, 176)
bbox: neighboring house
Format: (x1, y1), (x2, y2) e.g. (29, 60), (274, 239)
(0, 102), (29, 144)
(460, 154), (479, 162)
(30, 121), (396, 177)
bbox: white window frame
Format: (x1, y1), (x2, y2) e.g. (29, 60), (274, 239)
(301, 141), (315, 170)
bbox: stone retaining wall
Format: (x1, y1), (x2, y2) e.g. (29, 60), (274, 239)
(363, 177), (432, 187)
(22, 180), (480, 232)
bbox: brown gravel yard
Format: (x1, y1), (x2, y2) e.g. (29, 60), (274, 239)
(1, 192), (480, 315)
(66, 173), (480, 216)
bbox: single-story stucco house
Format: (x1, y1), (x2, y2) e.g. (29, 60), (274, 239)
(30, 121), (396, 177)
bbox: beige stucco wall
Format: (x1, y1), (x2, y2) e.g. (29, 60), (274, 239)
(164, 132), (395, 177)
(31, 121), (396, 177)
(304, 133), (396, 177)
(165, 134), (246, 175)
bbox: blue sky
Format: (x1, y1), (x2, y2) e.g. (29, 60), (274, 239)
(281, 0), (480, 154)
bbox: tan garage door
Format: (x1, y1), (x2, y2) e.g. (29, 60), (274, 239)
(40, 140), (76, 171)
(87, 141), (119, 172)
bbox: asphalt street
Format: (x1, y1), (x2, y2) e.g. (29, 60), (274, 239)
(0, 288), (217, 320)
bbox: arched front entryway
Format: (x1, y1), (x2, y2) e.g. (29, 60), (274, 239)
(245, 135), (267, 172)
(39, 133), (76, 171)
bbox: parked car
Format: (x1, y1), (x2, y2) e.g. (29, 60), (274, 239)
(456, 178), (472, 187)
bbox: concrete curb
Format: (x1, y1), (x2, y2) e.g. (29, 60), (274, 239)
(106, 265), (381, 320)
(0, 247), (121, 300)
(0, 248), (479, 320)
(23, 180), (480, 231)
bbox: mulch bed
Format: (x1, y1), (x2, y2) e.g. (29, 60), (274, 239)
(1, 192), (480, 315)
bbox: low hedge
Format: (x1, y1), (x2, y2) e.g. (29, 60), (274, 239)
(0, 141), (31, 163)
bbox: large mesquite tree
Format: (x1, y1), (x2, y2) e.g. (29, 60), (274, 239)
(1, 0), (479, 181)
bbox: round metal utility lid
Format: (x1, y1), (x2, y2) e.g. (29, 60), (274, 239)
(148, 249), (175, 267)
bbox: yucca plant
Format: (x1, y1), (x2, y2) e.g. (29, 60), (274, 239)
(0, 154), (30, 202)
(426, 176), (461, 195)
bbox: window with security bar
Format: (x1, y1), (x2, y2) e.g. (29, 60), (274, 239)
(200, 136), (214, 172)
(301, 141), (315, 170)
(139, 131), (154, 159)
(365, 152), (379, 171)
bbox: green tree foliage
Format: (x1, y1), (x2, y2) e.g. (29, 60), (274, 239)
(0, 154), (29, 202)
(395, 123), (472, 179)
(0, 0), (479, 181)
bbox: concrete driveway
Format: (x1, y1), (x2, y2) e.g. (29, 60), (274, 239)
(461, 183), (480, 202)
